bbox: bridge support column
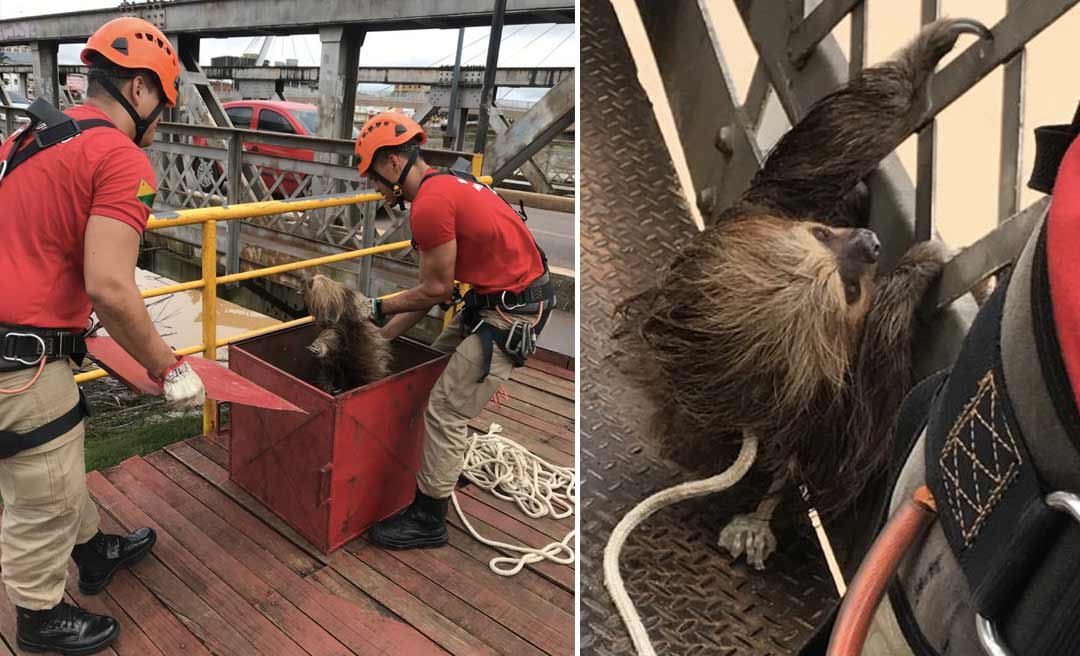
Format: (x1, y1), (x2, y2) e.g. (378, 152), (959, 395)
(30, 40), (58, 105)
(317, 26), (363, 142)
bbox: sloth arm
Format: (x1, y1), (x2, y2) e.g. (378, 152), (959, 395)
(740, 19), (986, 224)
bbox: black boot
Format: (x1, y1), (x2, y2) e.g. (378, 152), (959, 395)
(16, 602), (118, 655)
(71, 528), (156, 595)
(368, 488), (449, 549)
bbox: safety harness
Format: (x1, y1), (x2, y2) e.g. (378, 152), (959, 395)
(0, 98), (109, 455)
(417, 170), (556, 381)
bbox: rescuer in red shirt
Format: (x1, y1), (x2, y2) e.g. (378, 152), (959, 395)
(352, 112), (554, 550)
(0, 17), (204, 654)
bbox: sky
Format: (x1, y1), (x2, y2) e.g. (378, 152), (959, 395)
(0, 0), (577, 101)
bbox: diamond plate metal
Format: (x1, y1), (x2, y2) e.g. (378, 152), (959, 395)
(581, 2), (837, 653)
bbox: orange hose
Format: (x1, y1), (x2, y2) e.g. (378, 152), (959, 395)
(827, 485), (938, 656)
(0, 357), (46, 395)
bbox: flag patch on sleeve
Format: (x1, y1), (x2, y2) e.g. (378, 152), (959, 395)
(136, 179), (157, 209)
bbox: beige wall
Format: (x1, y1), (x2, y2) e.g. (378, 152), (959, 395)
(623, 1), (1080, 247)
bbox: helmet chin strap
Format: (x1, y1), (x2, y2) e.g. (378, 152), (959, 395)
(371, 148), (420, 211)
(98, 77), (166, 146)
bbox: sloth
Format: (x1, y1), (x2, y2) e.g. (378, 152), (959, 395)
(614, 18), (991, 569)
(303, 274), (393, 393)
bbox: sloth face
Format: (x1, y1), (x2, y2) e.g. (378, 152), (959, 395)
(804, 223), (880, 308)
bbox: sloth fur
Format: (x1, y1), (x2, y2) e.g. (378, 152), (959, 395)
(614, 18), (990, 519)
(304, 274), (393, 393)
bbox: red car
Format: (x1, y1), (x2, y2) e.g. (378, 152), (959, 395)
(192, 100), (357, 197)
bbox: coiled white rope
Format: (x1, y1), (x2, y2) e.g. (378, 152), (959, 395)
(452, 423), (577, 576)
(603, 435), (759, 656)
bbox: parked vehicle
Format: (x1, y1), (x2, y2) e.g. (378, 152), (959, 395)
(192, 100), (358, 198)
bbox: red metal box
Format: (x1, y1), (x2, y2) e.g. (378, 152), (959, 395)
(228, 323), (449, 553)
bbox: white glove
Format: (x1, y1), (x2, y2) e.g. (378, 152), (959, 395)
(158, 358), (206, 409)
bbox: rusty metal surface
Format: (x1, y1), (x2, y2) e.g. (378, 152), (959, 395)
(580, 2), (837, 653)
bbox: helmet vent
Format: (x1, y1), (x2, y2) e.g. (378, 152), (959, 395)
(135, 32), (144, 40)
(111, 37), (128, 54)
(394, 123), (407, 136)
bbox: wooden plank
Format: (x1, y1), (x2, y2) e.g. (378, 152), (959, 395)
(368, 534), (573, 652)
(64, 563), (165, 656)
(468, 416), (573, 465)
(509, 368), (574, 400)
(527, 349), (572, 371)
(476, 408), (574, 450)
(344, 543), (548, 656)
(484, 396), (574, 433)
(478, 405), (574, 443)
(103, 463), (340, 656)
(524, 358), (573, 381)
(503, 381), (574, 419)
(445, 512), (574, 595)
(165, 442), (332, 566)
(186, 436), (229, 469)
(87, 470), (306, 656)
(90, 513), (213, 656)
(144, 450), (320, 576)
(458, 486), (573, 544)
(453, 490), (570, 549)
(136, 452), (442, 656)
(164, 442), (483, 656)
(326, 552), (498, 656)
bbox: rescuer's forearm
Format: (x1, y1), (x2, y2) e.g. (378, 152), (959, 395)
(91, 284), (180, 377)
(380, 309), (430, 341)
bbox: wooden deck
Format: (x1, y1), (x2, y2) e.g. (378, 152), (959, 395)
(0, 357), (575, 656)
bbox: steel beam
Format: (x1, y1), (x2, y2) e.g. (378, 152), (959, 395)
(636, 0), (763, 219)
(491, 110), (553, 194)
(317, 26), (363, 142)
(0, 64), (574, 88)
(30, 40), (57, 105)
(788, 0), (863, 66)
(475, 0), (508, 155)
(483, 74), (573, 183)
(445, 27), (466, 148)
(0, 1), (574, 45)
(998, 0), (1026, 223)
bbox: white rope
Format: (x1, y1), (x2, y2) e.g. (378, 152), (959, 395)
(452, 423), (576, 576)
(603, 436), (759, 656)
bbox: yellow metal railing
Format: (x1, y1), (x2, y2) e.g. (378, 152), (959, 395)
(75, 159), (490, 436)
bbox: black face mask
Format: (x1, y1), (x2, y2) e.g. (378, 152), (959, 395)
(96, 76), (167, 146)
(369, 148), (419, 211)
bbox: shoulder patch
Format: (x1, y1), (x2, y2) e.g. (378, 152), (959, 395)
(136, 179), (157, 210)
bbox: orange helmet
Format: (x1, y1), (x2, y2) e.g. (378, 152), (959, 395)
(354, 112), (427, 176)
(81, 17), (180, 106)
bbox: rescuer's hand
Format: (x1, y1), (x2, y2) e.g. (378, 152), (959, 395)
(356, 295), (383, 323)
(157, 357), (206, 409)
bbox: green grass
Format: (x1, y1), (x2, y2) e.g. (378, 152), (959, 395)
(84, 414), (202, 473)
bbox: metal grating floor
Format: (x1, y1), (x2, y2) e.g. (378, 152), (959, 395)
(580, 1), (838, 653)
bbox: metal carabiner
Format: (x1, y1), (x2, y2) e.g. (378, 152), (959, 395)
(500, 290), (529, 311)
(975, 490), (1080, 656)
(1, 332), (46, 366)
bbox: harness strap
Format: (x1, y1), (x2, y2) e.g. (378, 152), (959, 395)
(0, 98), (117, 184)
(0, 325), (89, 372)
(0, 390), (88, 459)
(923, 235), (1080, 655)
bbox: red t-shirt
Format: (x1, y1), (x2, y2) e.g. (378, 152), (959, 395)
(409, 171), (545, 294)
(0, 105), (156, 331)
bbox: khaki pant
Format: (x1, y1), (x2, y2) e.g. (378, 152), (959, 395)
(0, 361), (99, 610)
(417, 311), (516, 498)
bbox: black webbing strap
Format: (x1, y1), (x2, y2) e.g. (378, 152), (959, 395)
(0, 325), (89, 372)
(0, 98), (116, 184)
(471, 303), (554, 383)
(0, 390), (88, 459)
(924, 246), (1080, 655)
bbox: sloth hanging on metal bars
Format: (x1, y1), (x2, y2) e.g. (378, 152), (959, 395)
(613, 18), (992, 570)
